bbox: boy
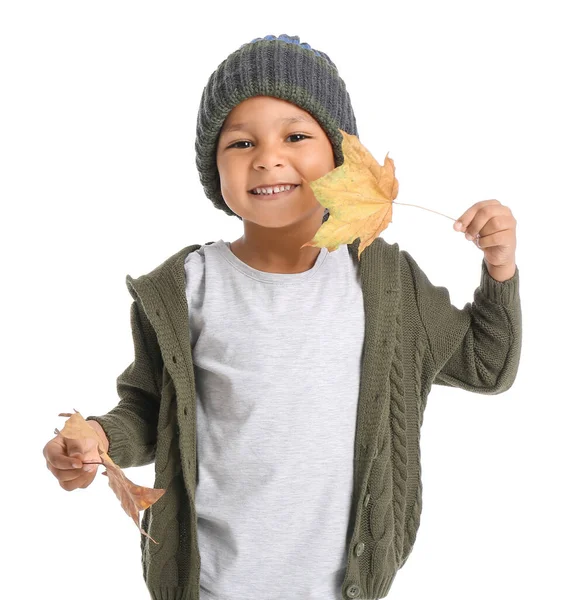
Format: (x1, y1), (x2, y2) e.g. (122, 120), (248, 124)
(43, 34), (521, 599)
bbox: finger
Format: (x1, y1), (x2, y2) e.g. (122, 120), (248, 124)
(51, 464), (93, 482)
(465, 212), (514, 240)
(50, 454), (99, 476)
(65, 436), (98, 463)
(454, 200), (502, 232)
(60, 470), (96, 491)
(474, 230), (514, 249)
(44, 437), (84, 470)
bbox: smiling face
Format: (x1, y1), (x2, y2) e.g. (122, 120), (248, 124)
(215, 96), (336, 227)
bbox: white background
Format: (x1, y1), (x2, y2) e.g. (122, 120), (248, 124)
(2, 1), (566, 599)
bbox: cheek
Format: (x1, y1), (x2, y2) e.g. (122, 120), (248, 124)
(301, 143), (335, 177)
(217, 166), (246, 199)
(305, 159), (334, 182)
(216, 158), (233, 182)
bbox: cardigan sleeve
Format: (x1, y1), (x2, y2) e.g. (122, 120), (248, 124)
(86, 299), (163, 467)
(402, 251), (522, 394)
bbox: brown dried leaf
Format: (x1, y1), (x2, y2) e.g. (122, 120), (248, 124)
(57, 409), (166, 544)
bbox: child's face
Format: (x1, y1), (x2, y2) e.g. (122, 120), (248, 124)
(215, 96), (335, 225)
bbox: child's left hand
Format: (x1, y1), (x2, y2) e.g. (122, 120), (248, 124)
(453, 199), (517, 269)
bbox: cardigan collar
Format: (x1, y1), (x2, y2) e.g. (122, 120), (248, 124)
(124, 237), (401, 480)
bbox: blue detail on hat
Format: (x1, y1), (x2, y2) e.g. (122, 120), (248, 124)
(241, 34), (325, 58)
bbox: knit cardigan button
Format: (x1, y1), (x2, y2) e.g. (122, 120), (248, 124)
(364, 493), (370, 507)
(354, 542), (365, 556)
(346, 584), (361, 598)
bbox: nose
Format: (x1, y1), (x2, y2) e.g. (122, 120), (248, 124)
(252, 143), (286, 170)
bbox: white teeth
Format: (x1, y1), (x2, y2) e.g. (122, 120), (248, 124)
(252, 184), (296, 195)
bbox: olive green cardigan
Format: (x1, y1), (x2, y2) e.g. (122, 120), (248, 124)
(87, 236), (521, 600)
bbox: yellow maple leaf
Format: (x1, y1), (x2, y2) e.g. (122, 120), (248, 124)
(300, 129), (398, 260)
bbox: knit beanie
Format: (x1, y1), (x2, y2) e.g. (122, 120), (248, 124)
(195, 34), (359, 222)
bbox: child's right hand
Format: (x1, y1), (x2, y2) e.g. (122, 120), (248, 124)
(43, 422), (103, 491)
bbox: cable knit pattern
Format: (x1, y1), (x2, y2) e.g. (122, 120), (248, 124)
(400, 336), (429, 563)
(389, 308), (407, 567)
(86, 236), (521, 600)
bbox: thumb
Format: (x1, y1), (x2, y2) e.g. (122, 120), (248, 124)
(65, 436), (98, 461)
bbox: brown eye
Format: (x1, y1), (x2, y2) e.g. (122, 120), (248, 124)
(228, 140), (252, 149)
(288, 134), (309, 142)
(228, 134), (310, 149)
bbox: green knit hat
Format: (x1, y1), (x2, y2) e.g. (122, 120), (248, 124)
(195, 34), (359, 221)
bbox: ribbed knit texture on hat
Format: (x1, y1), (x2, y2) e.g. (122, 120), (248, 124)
(195, 34), (359, 221)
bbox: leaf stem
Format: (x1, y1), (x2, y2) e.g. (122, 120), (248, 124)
(393, 201), (458, 223)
